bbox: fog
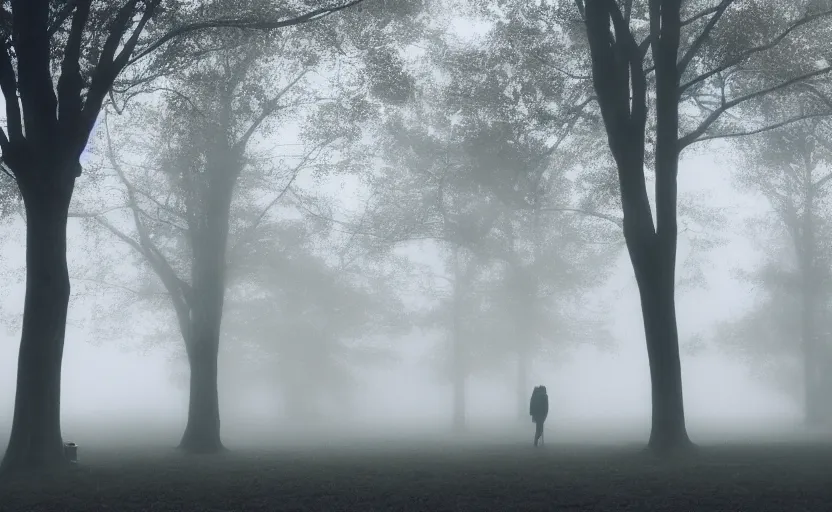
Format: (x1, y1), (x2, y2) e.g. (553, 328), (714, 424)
(4, 3), (832, 512)
(0, 151), (805, 452)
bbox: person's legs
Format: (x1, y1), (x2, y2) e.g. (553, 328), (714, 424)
(534, 420), (544, 446)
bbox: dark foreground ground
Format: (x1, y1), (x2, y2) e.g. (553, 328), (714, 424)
(1, 439), (831, 511)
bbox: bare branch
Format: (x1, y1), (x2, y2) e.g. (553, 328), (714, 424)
(146, 87), (206, 117)
(128, 0), (366, 66)
(80, 0), (162, 159)
(687, 111), (832, 146)
(132, 186), (188, 223)
(57, 0), (92, 133)
(682, 3), (722, 26)
(234, 69), (309, 151)
(680, 66), (832, 148)
(71, 275), (167, 298)
(681, 8), (832, 92)
(677, 0), (733, 75)
(0, 38), (22, 146)
(537, 207), (623, 228)
(529, 52), (592, 81)
(68, 205), (128, 218)
(0, 161), (15, 180)
(48, 0), (79, 37)
(93, 215), (147, 259)
(103, 113), (192, 304)
(814, 170), (832, 190)
(228, 138), (334, 260)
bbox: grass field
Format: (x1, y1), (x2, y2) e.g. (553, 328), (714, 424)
(1, 435), (830, 512)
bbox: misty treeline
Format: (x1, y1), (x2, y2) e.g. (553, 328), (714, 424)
(0, 0), (831, 472)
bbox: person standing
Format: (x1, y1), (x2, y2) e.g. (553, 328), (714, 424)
(529, 385), (549, 447)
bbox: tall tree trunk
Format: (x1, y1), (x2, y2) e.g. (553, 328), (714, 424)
(179, 320), (223, 453)
(799, 181), (823, 426)
(644, 4), (690, 454)
(517, 347), (529, 420)
(178, 178), (233, 454)
(1, 173), (75, 473)
(800, 275), (823, 426)
(632, 247), (690, 452)
(452, 370), (465, 432)
(451, 296), (466, 432)
(451, 248), (465, 432)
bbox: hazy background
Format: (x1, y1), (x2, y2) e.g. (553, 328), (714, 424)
(0, 142), (800, 449)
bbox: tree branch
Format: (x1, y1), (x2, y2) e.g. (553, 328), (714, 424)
(679, 66), (832, 148)
(103, 112), (192, 305)
(688, 111), (832, 146)
(71, 275), (168, 298)
(13, 1), (58, 146)
(234, 69), (309, 151)
(537, 207), (623, 229)
(680, 8), (832, 93)
(57, 0), (92, 135)
(813, 170), (832, 190)
(128, 0), (366, 66)
(677, 0), (734, 75)
(68, 205), (128, 218)
(681, 3), (722, 26)
(228, 138), (333, 261)
(93, 215), (148, 259)
(0, 38), (21, 147)
(47, 0), (79, 36)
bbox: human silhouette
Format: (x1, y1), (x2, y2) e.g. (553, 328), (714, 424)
(529, 385), (549, 447)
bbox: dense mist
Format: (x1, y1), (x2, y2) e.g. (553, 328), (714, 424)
(0, 151), (802, 450)
(1, 1), (831, 510)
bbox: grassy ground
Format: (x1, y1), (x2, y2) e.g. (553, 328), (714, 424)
(0, 439), (830, 511)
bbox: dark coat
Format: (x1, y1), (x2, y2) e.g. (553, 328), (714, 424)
(529, 386), (549, 423)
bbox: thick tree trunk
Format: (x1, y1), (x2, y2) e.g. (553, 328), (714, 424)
(450, 248), (466, 432)
(178, 261), (226, 453)
(799, 186), (824, 426)
(179, 326), (223, 453)
(1, 175), (75, 473)
(635, 262), (691, 453)
(517, 347), (529, 420)
(582, 0), (689, 455)
(178, 178), (234, 454)
(452, 333), (466, 432)
(623, 140), (690, 454)
(801, 293), (823, 426)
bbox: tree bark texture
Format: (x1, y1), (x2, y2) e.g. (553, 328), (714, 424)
(631, 243), (689, 451)
(178, 174), (235, 454)
(1, 172), (76, 473)
(583, 0), (692, 454)
(451, 248), (466, 432)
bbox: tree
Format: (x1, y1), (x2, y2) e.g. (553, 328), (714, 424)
(89, 25), (339, 451)
(339, 19), (618, 429)
(432, 5), (622, 417)
(0, 0), (370, 472)
(222, 219), (407, 423)
(723, 109), (832, 425)
(69, 0), (432, 453)
(574, 0), (832, 453)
